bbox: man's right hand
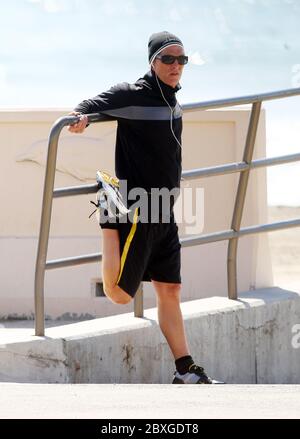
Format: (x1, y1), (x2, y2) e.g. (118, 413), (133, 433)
(68, 111), (88, 133)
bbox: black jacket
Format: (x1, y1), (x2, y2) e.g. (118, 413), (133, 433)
(74, 69), (182, 199)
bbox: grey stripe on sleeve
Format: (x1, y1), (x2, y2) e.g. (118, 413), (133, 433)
(100, 103), (182, 120)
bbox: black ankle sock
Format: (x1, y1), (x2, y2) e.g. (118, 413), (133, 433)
(175, 355), (194, 375)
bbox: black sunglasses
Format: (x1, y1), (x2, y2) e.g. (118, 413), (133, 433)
(156, 54), (189, 65)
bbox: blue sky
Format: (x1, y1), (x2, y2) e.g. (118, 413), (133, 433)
(1, 0), (300, 106)
(1, 0), (300, 204)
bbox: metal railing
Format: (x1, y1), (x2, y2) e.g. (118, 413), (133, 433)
(34, 86), (300, 336)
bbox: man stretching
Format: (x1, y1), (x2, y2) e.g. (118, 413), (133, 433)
(69, 31), (224, 384)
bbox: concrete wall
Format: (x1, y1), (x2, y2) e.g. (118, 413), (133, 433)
(0, 108), (273, 319)
(0, 288), (299, 384)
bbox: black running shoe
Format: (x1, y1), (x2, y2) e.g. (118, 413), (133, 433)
(89, 170), (130, 221)
(172, 364), (225, 384)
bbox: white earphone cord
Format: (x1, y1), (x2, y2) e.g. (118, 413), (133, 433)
(154, 71), (182, 150)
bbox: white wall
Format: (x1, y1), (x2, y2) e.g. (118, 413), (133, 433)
(0, 107), (273, 319)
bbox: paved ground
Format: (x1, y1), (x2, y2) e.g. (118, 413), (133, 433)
(0, 319), (87, 341)
(0, 384), (300, 419)
(0, 319), (86, 328)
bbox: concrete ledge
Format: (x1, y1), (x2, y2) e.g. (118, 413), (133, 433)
(0, 287), (300, 383)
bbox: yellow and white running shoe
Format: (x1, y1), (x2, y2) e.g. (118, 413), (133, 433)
(89, 170), (130, 220)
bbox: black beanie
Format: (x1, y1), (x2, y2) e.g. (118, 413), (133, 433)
(148, 31), (184, 64)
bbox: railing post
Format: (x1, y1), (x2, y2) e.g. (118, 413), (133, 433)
(34, 116), (78, 336)
(134, 282), (144, 317)
(227, 101), (262, 300)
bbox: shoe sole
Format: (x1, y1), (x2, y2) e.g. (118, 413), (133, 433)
(96, 170), (130, 217)
(172, 377), (226, 384)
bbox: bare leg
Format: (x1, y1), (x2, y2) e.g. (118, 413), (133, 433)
(101, 229), (132, 304)
(152, 280), (190, 360)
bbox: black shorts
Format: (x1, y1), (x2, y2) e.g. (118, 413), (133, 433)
(101, 207), (181, 298)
